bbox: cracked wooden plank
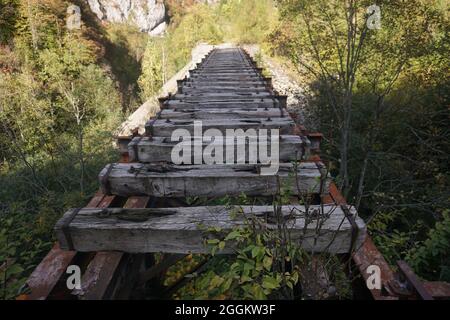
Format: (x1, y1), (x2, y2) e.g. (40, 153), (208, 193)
(145, 117), (295, 137)
(164, 99), (280, 109)
(70, 196), (150, 300)
(128, 135), (309, 163)
(55, 205), (366, 254)
(98, 162), (329, 198)
(158, 108), (284, 120)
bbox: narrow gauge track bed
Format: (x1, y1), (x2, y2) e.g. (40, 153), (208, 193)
(35, 47), (446, 301)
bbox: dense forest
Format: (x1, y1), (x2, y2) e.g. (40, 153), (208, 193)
(0, 0), (448, 299)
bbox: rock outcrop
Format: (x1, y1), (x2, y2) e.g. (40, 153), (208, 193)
(87, 0), (167, 35)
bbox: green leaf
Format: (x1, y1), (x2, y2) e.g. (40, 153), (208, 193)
(5, 264), (24, 276)
(243, 262), (253, 275)
(262, 275), (280, 290)
(252, 284), (267, 300)
(286, 281), (293, 289)
(230, 262), (240, 271)
(225, 230), (241, 241)
(263, 256), (273, 271)
(251, 246), (260, 258)
(240, 275), (252, 283)
(291, 271), (299, 284)
(210, 275), (224, 288)
(221, 278), (233, 291)
(251, 246), (265, 259)
(207, 239), (220, 245)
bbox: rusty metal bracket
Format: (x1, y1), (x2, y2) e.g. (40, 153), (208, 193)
(341, 204), (359, 255)
(145, 118), (159, 141)
(132, 136), (143, 162)
(60, 207), (82, 251)
(100, 164), (114, 195)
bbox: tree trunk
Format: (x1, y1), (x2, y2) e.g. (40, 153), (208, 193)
(78, 124), (84, 195)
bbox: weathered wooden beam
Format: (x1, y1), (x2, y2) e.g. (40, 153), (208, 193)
(175, 92), (271, 99)
(180, 87), (269, 94)
(164, 99), (279, 109)
(183, 80), (269, 87)
(25, 191), (108, 300)
(159, 108), (285, 120)
(396, 260), (434, 300)
(128, 135), (309, 163)
(72, 252), (123, 300)
(69, 196), (151, 300)
(55, 205), (366, 254)
(145, 118), (295, 137)
(165, 93), (286, 103)
(190, 69), (261, 77)
(192, 68), (261, 73)
(107, 197), (150, 299)
(98, 162), (329, 198)
(190, 67), (259, 72)
(110, 254), (145, 299)
(189, 74), (262, 79)
(193, 64), (259, 69)
(423, 282), (450, 299)
(67, 194), (121, 300)
(190, 70), (260, 75)
(25, 243), (77, 300)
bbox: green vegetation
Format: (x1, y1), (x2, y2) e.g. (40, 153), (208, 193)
(139, 0), (278, 99)
(0, 0), (282, 300)
(103, 23), (149, 109)
(167, 192), (351, 300)
(154, 0), (450, 296)
(268, 0), (449, 281)
(0, 0), (123, 299)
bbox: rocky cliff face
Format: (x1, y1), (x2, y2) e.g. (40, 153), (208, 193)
(87, 0), (167, 35)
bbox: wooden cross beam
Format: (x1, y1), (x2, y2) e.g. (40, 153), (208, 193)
(55, 205), (366, 255)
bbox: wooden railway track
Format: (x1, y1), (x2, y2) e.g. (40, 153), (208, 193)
(23, 47), (450, 300)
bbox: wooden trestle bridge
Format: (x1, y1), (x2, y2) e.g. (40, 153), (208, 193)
(23, 48), (450, 300)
